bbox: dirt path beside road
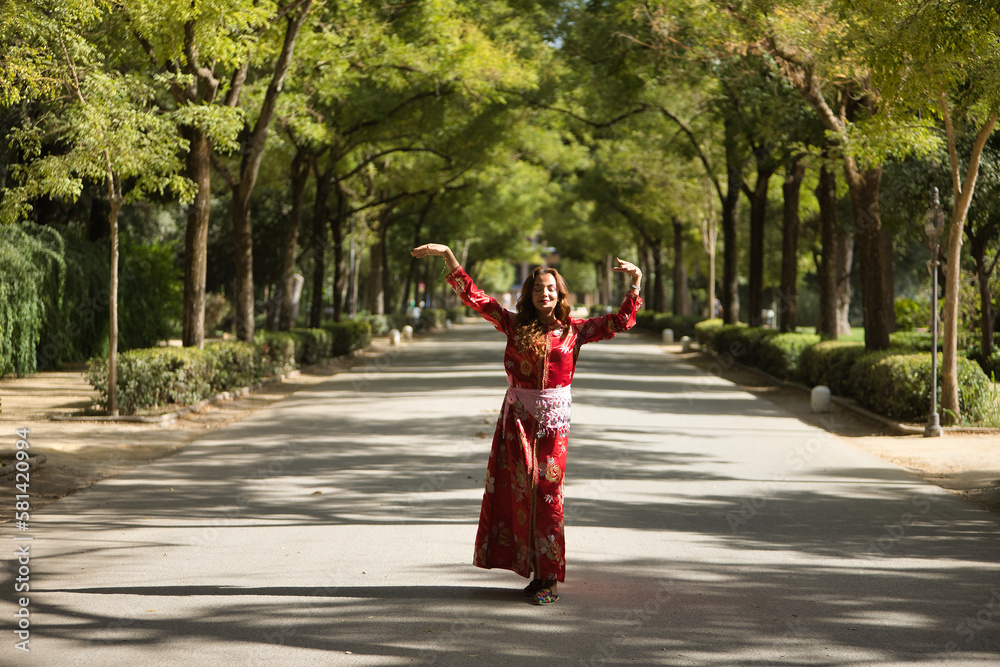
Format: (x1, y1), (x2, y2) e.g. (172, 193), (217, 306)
(0, 341), (396, 520)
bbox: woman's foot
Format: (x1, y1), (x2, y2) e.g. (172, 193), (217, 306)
(532, 585), (559, 605)
(522, 578), (544, 596)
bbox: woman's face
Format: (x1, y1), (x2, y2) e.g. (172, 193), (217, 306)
(532, 273), (558, 319)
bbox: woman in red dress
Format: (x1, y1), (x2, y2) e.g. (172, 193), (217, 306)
(411, 243), (643, 605)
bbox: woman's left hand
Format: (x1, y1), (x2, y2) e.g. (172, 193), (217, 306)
(613, 258), (642, 286)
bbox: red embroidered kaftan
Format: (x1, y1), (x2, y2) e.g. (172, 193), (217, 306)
(446, 266), (642, 583)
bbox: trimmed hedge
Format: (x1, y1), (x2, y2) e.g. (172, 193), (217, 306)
(325, 320), (373, 356)
(687, 321), (997, 424)
(87, 320), (375, 414)
(255, 331), (297, 377)
(758, 333), (821, 381)
(889, 330), (937, 352)
(291, 328), (332, 365)
(87, 348), (213, 415)
(633, 312), (703, 339)
(849, 352), (994, 422)
(800, 341), (868, 396)
(418, 308), (448, 331)
(694, 318), (724, 346)
(205, 340), (259, 392)
(711, 325), (780, 368)
(361, 313), (408, 336)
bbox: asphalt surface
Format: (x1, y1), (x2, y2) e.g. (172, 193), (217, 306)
(5, 321), (1000, 666)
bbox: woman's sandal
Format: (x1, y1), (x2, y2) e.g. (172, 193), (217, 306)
(532, 586), (560, 605)
(522, 579), (544, 596)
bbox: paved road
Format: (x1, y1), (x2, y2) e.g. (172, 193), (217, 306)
(7, 322), (1000, 666)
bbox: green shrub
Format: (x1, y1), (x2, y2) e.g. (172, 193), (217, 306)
(848, 352), (993, 422)
(968, 347), (1000, 380)
(290, 327), (332, 365)
(87, 347), (213, 415)
(694, 318), (724, 346)
(710, 323), (749, 357)
(255, 331), (297, 377)
(758, 333), (821, 380)
(800, 340), (867, 395)
(325, 320), (373, 356)
(205, 340), (258, 392)
(360, 313), (407, 336)
(711, 325), (777, 367)
(894, 297), (931, 332)
(889, 330), (937, 352)
(446, 306), (466, 324)
(418, 308), (448, 331)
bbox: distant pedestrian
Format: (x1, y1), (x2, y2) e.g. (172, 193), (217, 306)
(410, 243), (642, 605)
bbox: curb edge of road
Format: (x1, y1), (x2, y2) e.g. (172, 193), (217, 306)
(48, 343), (384, 425)
(666, 340), (1000, 437)
(42, 327), (448, 425)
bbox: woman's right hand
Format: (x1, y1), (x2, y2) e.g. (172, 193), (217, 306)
(411, 243), (459, 271)
(410, 243), (451, 258)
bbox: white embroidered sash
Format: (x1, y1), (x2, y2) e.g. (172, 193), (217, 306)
(504, 377), (572, 437)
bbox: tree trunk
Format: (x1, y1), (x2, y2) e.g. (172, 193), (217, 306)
(815, 162), (838, 338)
(231, 177), (256, 341)
(370, 213), (389, 315)
(941, 108), (998, 423)
(834, 232), (854, 336)
(181, 126), (213, 348)
(779, 157), (805, 332)
(722, 120), (742, 324)
(278, 151), (310, 331)
(969, 234), (996, 358)
(309, 165), (333, 327)
(843, 162), (892, 350)
(647, 238), (664, 312)
(229, 1), (313, 342)
(747, 159), (775, 327)
(672, 221), (688, 316)
(331, 183), (346, 322)
(106, 186), (122, 416)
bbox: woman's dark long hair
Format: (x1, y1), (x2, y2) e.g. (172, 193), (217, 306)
(514, 267), (571, 354)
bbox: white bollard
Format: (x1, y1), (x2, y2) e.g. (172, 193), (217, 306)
(681, 336), (692, 353)
(811, 385), (832, 413)
(662, 328), (674, 344)
(402, 325), (414, 341)
(389, 329), (401, 346)
(445, 319), (452, 328)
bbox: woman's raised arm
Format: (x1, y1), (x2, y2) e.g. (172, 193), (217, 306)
(410, 243), (460, 272)
(412, 242), (513, 334)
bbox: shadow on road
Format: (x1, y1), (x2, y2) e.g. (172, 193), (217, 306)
(23, 322), (1000, 665)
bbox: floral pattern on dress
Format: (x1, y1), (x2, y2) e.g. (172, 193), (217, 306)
(446, 265), (641, 583)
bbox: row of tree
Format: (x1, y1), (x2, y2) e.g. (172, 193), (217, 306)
(2, 1), (999, 422)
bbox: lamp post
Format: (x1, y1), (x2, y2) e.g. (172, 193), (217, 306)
(923, 187), (945, 438)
